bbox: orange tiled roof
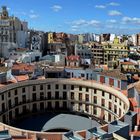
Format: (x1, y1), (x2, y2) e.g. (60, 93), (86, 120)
(130, 131), (140, 136)
(12, 63), (35, 72)
(0, 84), (5, 88)
(99, 69), (127, 81)
(14, 75), (29, 82)
(120, 61), (137, 65)
(66, 55), (80, 61)
(132, 76), (139, 81)
(129, 98), (138, 108)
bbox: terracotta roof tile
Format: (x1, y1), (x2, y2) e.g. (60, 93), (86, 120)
(12, 63), (35, 72)
(14, 75), (29, 82)
(121, 61), (137, 65)
(99, 69), (127, 81)
(129, 98), (138, 108)
(66, 55), (80, 61)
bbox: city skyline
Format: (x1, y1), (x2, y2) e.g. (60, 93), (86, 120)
(0, 0), (140, 34)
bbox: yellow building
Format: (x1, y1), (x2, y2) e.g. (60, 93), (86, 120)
(102, 37), (129, 68)
(47, 32), (54, 43)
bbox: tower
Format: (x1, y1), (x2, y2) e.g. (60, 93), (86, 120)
(0, 6), (9, 19)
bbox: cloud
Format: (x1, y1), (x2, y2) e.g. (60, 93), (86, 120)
(21, 12), (27, 16)
(107, 19), (117, 23)
(71, 25), (79, 29)
(108, 10), (122, 16)
(122, 17), (140, 25)
(88, 20), (101, 27)
(71, 19), (101, 27)
(29, 9), (39, 19)
(30, 10), (35, 13)
(51, 5), (62, 12)
(7, 7), (10, 11)
(72, 19), (87, 26)
(29, 14), (39, 19)
(95, 5), (106, 9)
(108, 2), (120, 6)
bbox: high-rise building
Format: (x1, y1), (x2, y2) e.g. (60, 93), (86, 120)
(0, 6), (28, 45)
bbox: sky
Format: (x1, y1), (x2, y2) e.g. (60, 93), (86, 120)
(0, 0), (140, 34)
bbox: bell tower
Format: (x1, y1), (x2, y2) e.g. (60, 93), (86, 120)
(0, 6), (9, 19)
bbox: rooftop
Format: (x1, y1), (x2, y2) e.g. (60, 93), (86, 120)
(120, 61), (137, 65)
(12, 63), (35, 72)
(99, 69), (127, 81)
(66, 55), (80, 61)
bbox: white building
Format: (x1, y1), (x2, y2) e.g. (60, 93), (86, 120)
(93, 34), (100, 42)
(110, 34), (116, 43)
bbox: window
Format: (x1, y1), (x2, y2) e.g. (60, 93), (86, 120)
(55, 91), (59, 99)
(48, 92), (51, 99)
(85, 94), (89, 102)
(94, 107), (97, 115)
(119, 100), (121, 106)
(63, 102), (67, 109)
(118, 80), (120, 88)
(94, 89), (97, 94)
(71, 85), (74, 90)
(15, 97), (18, 105)
(22, 105), (26, 113)
(55, 101), (59, 109)
(85, 105), (89, 112)
(102, 91), (105, 97)
(32, 103), (37, 112)
(79, 93), (82, 101)
(40, 102), (44, 110)
(32, 93), (36, 101)
(2, 103), (5, 112)
(8, 92), (10, 97)
(63, 85), (66, 90)
(15, 89), (17, 95)
(115, 96), (117, 102)
(86, 87), (89, 92)
(109, 94), (112, 99)
(48, 102), (52, 109)
(47, 85), (51, 90)
(9, 111), (12, 120)
(63, 92), (67, 99)
(1, 94), (4, 100)
(22, 95), (26, 102)
(94, 96), (97, 104)
(108, 114), (111, 122)
(109, 78), (114, 86)
(22, 88), (25, 93)
(8, 100), (11, 108)
(33, 86), (36, 91)
(109, 102), (112, 110)
(119, 108), (121, 116)
(100, 76), (105, 83)
(81, 73), (85, 77)
(55, 84), (59, 89)
(40, 85), (43, 90)
(114, 105), (117, 113)
(40, 92), (44, 100)
(79, 86), (82, 91)
(102, 99), (105, 107)
(71, 92), (74, 100)
(78, 103), (82, 111)
(15, 108), (19, 116)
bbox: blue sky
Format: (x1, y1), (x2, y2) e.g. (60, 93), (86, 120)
(0, 0), (140, 34)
